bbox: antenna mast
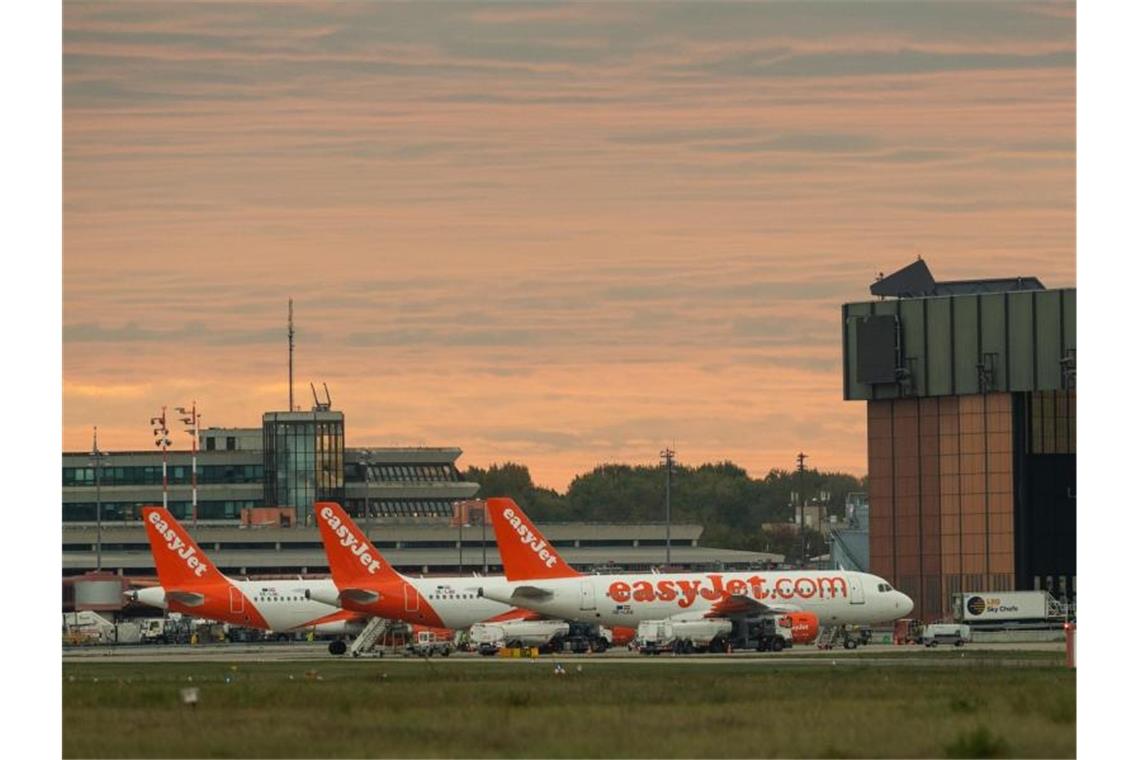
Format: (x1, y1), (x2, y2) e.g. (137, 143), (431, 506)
(288, 299), (295, 412)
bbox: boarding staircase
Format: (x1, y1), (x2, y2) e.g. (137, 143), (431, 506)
(815, 625), (845, 650)
(349, 617), (396, 657)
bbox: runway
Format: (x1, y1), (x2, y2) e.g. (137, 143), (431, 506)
(63, 640), (1064, 665)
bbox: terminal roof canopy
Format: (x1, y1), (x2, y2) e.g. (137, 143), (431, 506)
(870, 259), (1044, 299)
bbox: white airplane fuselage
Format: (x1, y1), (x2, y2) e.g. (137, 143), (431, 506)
(132, 577), (364, 634)
(307, 575), (520, 630)
(481, 570), (913, 627)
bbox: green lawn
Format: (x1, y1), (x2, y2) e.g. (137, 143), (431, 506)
(63, 658), (1075, 758)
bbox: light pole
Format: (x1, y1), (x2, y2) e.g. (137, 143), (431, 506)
(176, 402), (200, 527)
(796, 452), (808, 568)
(481, 500), (488, 575)
(456, 501), (465, 574)
(90, 427), (107, 571)
(150, 408), (172, 510)
(660, 447), (675, 566)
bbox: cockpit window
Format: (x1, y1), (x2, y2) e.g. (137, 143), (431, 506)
(877, 583), (893, 592)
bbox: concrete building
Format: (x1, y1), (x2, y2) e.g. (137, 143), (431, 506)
(841, 259), (1075, 620)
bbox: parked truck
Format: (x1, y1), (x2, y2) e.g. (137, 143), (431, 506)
(469, 620), (570, 656)
(548, 622), (613, 654)
(638, 619), (732, 654)
(952, 591), (1069, 627)
(406, 630), (452, 657)
(638, 616), (793, 654)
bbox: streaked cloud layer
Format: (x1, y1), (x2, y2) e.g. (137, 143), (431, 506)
(64, 1), (1075, 488)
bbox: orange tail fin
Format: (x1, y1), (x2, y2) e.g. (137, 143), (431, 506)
(142, 507), (227, 587)
(486, 498), (580, 581)
(315, 502), (402, 586)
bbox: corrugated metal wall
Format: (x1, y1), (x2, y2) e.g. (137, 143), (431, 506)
(843, 288), (1076, 401)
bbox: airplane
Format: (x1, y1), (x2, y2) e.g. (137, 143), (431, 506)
(478, 498), (914, 646)
(309, 501), (542, 633)
(128, 506), (367, 639)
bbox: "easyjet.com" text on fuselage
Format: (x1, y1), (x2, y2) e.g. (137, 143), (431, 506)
(606, 574), (848, 608)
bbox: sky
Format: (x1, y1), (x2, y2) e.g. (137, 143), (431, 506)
(62, 0), (1076, 491)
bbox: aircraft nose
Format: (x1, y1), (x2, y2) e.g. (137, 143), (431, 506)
(898, 591), (914, 617)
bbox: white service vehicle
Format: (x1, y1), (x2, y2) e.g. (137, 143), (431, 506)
(469, 619), (570, 655)
(406, 630), (452, 657)
(637, 619), (733, 654)
(921, 623), (971, 647)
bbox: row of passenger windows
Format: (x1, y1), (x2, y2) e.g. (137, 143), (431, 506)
(427, 593), (478, 600)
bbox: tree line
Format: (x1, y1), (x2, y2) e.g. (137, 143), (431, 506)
(462, 461), (866, 558)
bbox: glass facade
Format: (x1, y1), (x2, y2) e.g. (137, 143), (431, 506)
(62, 500), (258, 522)
(1029, 390), (1076, 455)
(63, 464), (263, 487)
(346, 463), (461, 483)
(345, 498), (459, 518)
(262, 412), (345, 525)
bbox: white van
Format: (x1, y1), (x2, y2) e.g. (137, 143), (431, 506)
(921, 623), (971, 647)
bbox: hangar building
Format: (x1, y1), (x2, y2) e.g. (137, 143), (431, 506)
(841, 259), (1075, 620)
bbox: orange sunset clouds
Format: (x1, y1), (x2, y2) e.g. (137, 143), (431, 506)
(63, 1), (1075, 489)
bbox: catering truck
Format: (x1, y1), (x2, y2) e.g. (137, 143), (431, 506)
(952, 591), (1069, 627)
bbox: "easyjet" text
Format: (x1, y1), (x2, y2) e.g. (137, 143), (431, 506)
(502, 507), (558, 569)
(319, 506), (382, 574)
(148, 511), (209, 577)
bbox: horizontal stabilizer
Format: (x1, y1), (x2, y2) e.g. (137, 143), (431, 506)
(511, 585), (555, 602)
(341, 588), (381, 605)
(166, 590), (206, 607)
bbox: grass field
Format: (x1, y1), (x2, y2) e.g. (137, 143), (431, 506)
(63, 656), (1075, 758)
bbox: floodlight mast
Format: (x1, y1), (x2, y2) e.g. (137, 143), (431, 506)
(660, 447), (675, 566)
(176, 403), (201, 528)
(150, 407), (172, 510)
(89, 427), (107, 571)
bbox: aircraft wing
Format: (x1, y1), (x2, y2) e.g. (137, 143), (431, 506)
(166, 590), (207, 607)
(703, 594), (800, 618)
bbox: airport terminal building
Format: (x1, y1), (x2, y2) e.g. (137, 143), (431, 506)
(841, 260), (1076, 620)
(63, 408), (778, 582)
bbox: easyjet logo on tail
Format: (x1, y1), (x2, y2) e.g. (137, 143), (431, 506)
(147, 511), (208, 578)
(319, 505), (382, 575)
(502, 507), (557, 569)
